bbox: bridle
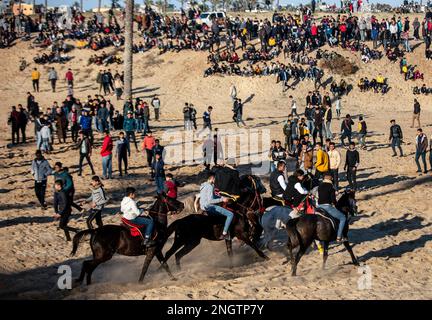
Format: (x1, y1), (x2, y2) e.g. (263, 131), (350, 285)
(235, 176), (264, 216)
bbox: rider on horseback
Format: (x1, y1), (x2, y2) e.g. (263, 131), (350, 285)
(199, 172), (232, 240)
(283, 169), (309, 212)
(317, 174), (347, 243)
(269, 161), (287, 199)
(120, 187), (155, 246)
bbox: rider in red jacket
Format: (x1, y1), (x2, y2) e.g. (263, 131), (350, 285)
(164, 173), (177, 199)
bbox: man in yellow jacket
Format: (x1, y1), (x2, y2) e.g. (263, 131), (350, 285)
(315, 142), (329, 181)
(31, 68), (41, 92)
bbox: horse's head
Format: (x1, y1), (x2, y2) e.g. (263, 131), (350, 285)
(337, 189), (357, 217)
(154, 193), (185, 215)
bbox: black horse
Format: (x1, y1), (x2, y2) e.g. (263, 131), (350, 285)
(162, 175), (269, 269)
(285, 190), (359, 276)
(70, 193), (185, 285)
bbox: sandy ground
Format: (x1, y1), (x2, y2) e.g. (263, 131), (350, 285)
(0, 12), (432, 299)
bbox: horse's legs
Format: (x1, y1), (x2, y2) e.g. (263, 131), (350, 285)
(174, 239), (201, 270)
(322, 241), (329, 270)
(76, 259), (91, 284)
(343, 241), (359, 266)
(139, 246), (156, 283)
(291, 246), (306, 277)
(225, 239), (233, 268)
(163, 237), (184, 265)
(85, 252), (113, 285)
(238, 234), (269, 260)
(155, 249), (176, 281)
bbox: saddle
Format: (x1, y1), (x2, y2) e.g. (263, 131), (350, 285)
(272, 196), (286, 206)
(314, 208), (337, 231)
(121, 217), (158, 240)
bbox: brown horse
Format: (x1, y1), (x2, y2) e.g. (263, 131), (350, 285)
(285, 190), (360, 276)
(162, 177), (269, 270)
(70, 193), (185, 285)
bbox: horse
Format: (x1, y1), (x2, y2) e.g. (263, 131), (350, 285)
(70, 193), (185, 285)
(285, 190), (359, 276)
(162, 175), (269, 269)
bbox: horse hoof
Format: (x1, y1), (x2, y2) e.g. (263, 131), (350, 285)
(263, 255), (270, 261)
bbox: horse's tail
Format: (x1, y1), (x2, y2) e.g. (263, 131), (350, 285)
(286, 219), (302, 249)
(70, 229), (95, 256)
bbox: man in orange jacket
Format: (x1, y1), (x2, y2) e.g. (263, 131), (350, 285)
(142, 131), (156, 169)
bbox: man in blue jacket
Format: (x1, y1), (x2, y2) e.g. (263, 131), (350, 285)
(79, 109), (93, 145)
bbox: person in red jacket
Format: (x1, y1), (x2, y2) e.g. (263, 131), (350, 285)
(164, 173), (178, 199)
(65, 68), (74, 88)
(142, 131), (156, 167)
(100, 130), (113, 179)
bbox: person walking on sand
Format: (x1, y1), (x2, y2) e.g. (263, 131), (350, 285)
(82, 176), (108, 229)
(76, 130), (95, 176)
(31, 150), (52, 210)
(53, 179), (78, 241)
(48, 67), (58, 92)
(389, 119), (404, 157)
(411, 99), (421, 128)
(31, 68), (41, 92)
(340, 114), (354, 147)
(415, 128), (428, 174)
(328, 142), (341, 190)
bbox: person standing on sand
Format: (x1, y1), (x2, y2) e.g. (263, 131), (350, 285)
(48, 67), (58, 92)
(290, 96), (299, 117)
(415, 128), (428, 174)
(183, 103), (192, 131)
(203, 106), (213, 131)
(357, 116), (367, 150)
(65, 68), (74, 88)
(100, 131), (113, 180)
(328, 142), (341, 191)
(411, 99), (421, 128)
(7, 106), (20, 145)
(31, 150), (52, 210)
(230, 83), (237, 102)
(344, 142), (360, 190)
(335, 96), (341, 120)
(31, 67), (41, 92)
(116, 131), (131, 177)
(151, 95), (161, 121)
(152, 153), (165, 194)
(389, 119), (404, 157)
